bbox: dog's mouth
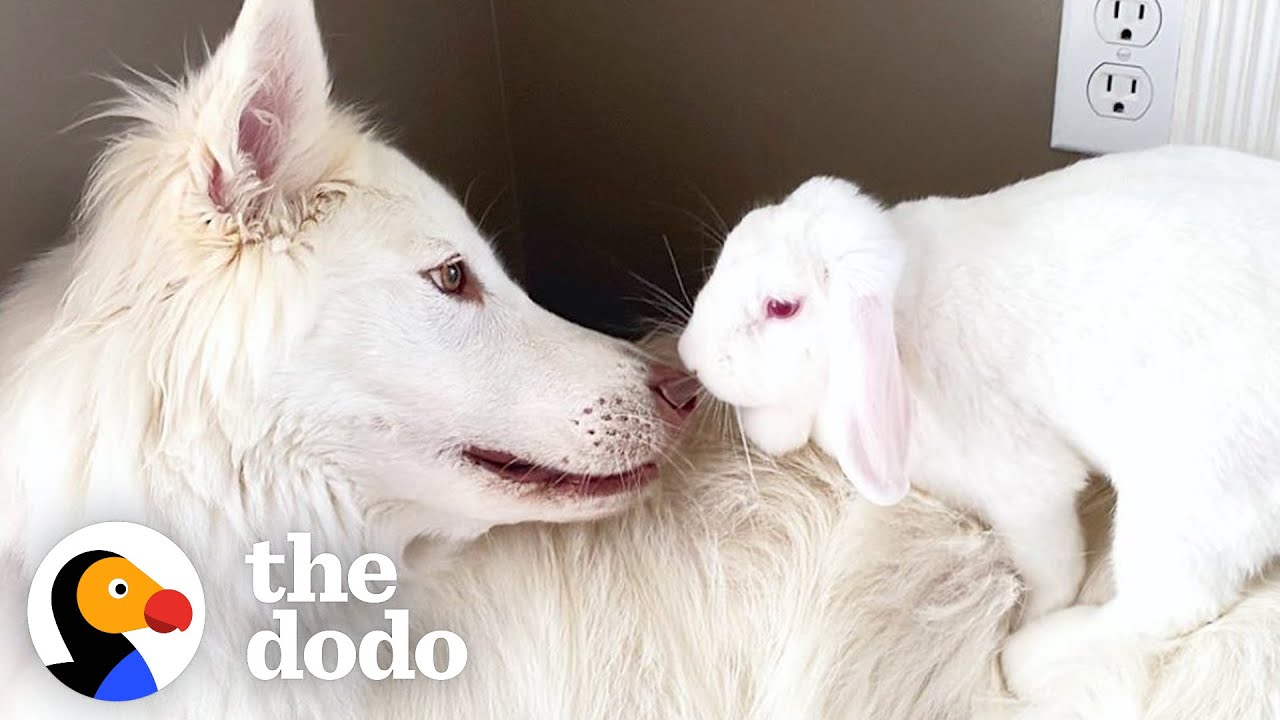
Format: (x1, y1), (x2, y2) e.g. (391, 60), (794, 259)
(463, 447), (658, 497)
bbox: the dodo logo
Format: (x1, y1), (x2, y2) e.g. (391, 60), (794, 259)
(27, 522), (205, 701)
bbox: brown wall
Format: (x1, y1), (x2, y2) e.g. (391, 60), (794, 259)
(0, 0), (519, 285)
(3, 1), (1081, 337)
(496, 0), (1083, 336)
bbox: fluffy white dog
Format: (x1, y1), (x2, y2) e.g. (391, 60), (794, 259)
(1, 1), (1275, 718)
(0, 1), (691, 716)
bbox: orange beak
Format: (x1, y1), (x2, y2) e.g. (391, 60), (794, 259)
(143, 588), (192, 633)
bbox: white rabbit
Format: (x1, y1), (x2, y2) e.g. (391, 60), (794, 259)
(678, 145), (1280, 696)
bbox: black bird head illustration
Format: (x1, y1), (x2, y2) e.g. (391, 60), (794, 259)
(47, 550), (192, 700)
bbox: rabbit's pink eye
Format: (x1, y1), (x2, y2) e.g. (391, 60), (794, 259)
(765, 298), (801, 320)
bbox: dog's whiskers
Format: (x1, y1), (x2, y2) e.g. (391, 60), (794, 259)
(690, 183), (731, 239)
(661, 234), (694, 313)
(476, 185), (508, 232)
(462, 176), (481, 217)
(628, 272), (692, 322)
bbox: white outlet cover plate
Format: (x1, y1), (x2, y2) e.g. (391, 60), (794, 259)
(1051, 0), (1185, 155)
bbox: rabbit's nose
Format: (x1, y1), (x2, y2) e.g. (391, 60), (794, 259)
(648, 363), (700, 428)
(676, 332), (701, 378)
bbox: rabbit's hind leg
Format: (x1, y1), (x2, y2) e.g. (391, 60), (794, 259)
(1104, 458), (1270, 640)
(1000, 457), (1267, 710)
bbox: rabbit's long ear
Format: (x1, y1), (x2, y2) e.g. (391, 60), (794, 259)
(824, 282), (911, 505)
(790, 175), (911, 504)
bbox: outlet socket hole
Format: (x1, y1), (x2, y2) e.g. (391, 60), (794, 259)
(1121, 28), (1133, 40)
(1113, 101), (1126, 113)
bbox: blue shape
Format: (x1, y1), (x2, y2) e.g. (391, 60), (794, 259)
(94, 650), (158, 701)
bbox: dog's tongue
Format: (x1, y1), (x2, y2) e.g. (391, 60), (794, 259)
(465, 448), (561, 483)
(648, 364), (701, 423)
(466, 447), (521, 466)
(657, 375), (701, 414)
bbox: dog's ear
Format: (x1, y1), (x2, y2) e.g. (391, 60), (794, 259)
(195, 0), (332, 214)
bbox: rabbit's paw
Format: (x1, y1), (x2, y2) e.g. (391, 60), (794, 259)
(1002, 605), (1149, 719)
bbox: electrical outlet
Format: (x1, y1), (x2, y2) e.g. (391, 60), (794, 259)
(1051, 0), (1184, 154)
(1095, 0), (1162, 46)
(1087, 63), (1153, 119)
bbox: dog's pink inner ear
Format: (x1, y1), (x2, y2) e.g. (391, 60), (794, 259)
(239, 88), (284, 182)
(207, 80), (294, 209)
(201, 0), (331, 208)
(209, 86), (287, 209)
(231, 37), (316, 188)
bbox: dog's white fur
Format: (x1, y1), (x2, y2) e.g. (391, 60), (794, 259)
(0, 1), (680, 716)
(678, 148), (1280, 714)
(383, 419), (1280, 720)
(2, 1), (1277, 718)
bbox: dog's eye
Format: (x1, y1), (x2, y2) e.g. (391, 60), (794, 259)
(421, 257), (468, 295)
(109, 579), (128, 599)
(765, 298), (801, 320)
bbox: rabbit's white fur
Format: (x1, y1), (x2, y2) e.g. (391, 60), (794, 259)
(679, 146), (1280, 714)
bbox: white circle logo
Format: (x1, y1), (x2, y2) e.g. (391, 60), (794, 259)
(27, 522), (205, 701)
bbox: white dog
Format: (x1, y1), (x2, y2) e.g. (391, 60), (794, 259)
(2, 2), (1277, 719)
(0, 1), (693, 716)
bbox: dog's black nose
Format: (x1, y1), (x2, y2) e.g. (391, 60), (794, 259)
(648, 364), (700, 426)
